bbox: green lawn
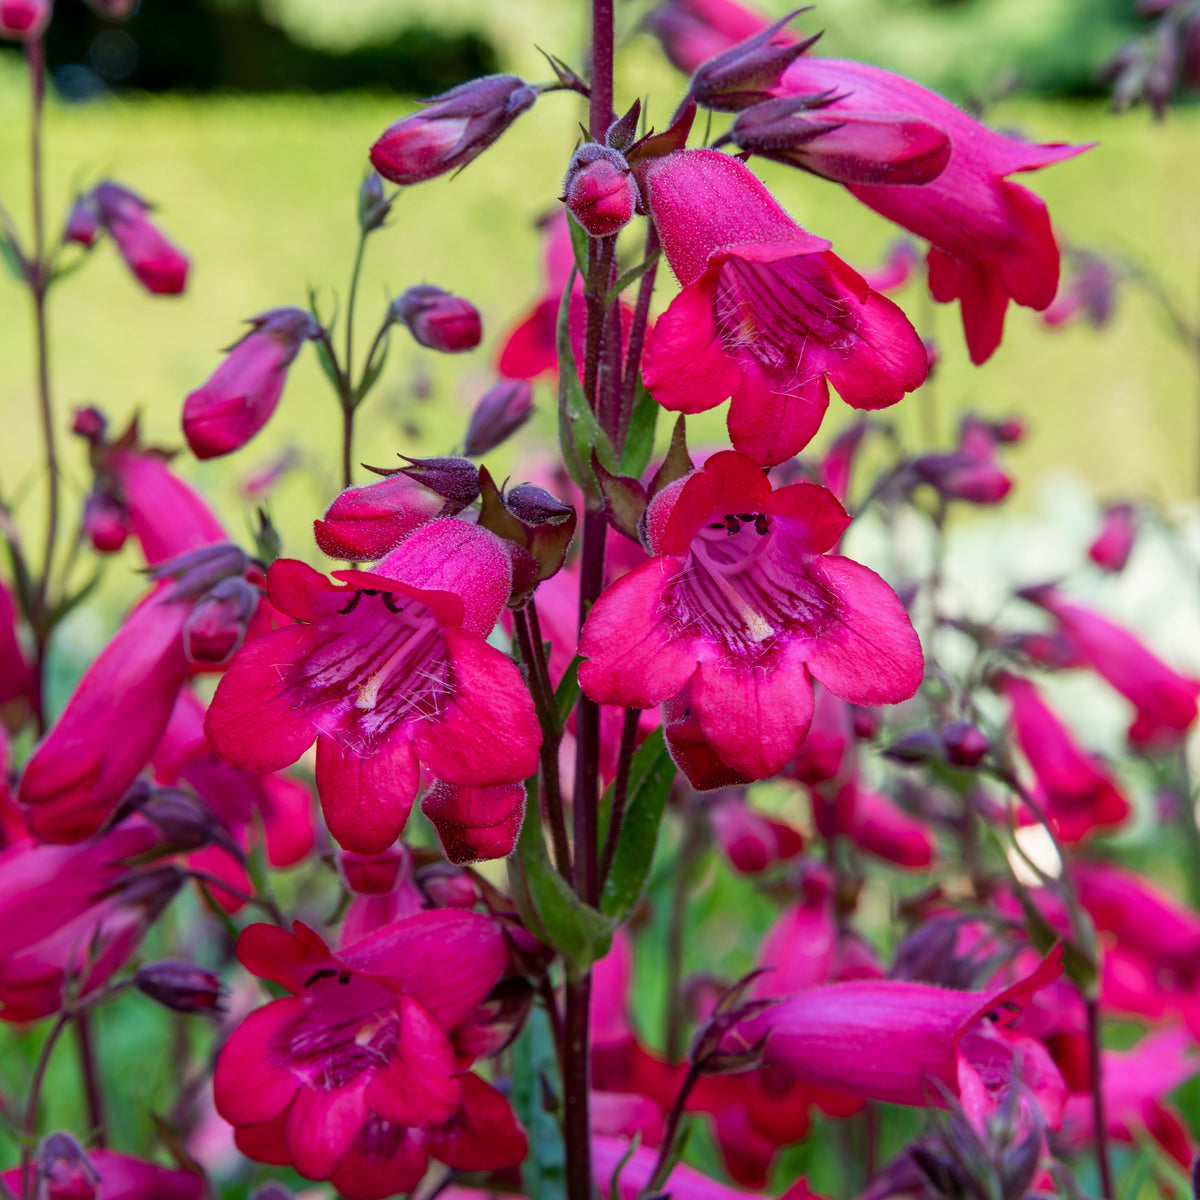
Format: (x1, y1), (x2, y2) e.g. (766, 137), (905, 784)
(0, 53), (1197, 623)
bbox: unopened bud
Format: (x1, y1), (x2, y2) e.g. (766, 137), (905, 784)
(941, 721), (989, 768)
(136, 960), (225, 1014)
(119, 781), (241, 857)
(38, 1135), (98, 1200)
(64, 195), (100, 248)
(562, 144), (639, 238)
(464, 379), (534, 457)
(72, 406), (108, 443)
(689, 970), (776, 1075)
(370, 74), (538, 187)
(0, 0), (50, 40)
(151, 542), (250, 600)
(606, 99), (642, 151)
(882, 729), (943, 765)
(851, 706), (879, 740)
(392, 285), (482, 353)
(358, 170), (392, 233)
(1088, 503), (1136, 573)
(109, 866), (184, 921)
(417, 862), (478, 908)
(182, 576), (259, 665)
(82, 490), (129, 554)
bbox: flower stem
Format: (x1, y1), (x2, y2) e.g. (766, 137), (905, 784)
(344, 227), (368, 382)
(20, 1012), (69, 1200)
(1086, 997), (1114, 1200)
(599, 706), (640, 886)
(75, 1011), (107, 1146)
(640, 1062), (700, 1198)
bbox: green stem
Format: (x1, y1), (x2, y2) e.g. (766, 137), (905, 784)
(21, 1013), (70, 1200)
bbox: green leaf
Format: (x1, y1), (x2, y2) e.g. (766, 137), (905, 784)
(554, 654), (583, 729)
(567, 211), (590, 276)
(509, 784), (614, 974)
(511, 1004), (567, 1200)
(0, 231), (25, 283)
(353, 329), (391, 404)
(604, 249), (660, 306)
(314, 334), (341, 392)
(555, 267), (616, 491)
(618, 380), (659, 479)
(601, 727), (675, 918)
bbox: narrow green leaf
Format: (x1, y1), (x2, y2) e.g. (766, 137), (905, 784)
(353, 329), (391, 404)
(554, 654), (583, 728)
(601, 727), (675, 918)
(511, 1005), (567, 1200)
(0, 232), (25, 283)
(511, 784), (614, 972)
(314, 335), (341, 392)
(618, 380), (659, 479)
(567, 211), (590, 276)
(604, 249), (660, 306)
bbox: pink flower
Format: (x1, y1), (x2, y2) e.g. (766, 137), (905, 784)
(1088, 503), (1136, 572)
(748, 951), (1067, 1126)
(212, 915), (527, 1198)
(997, 674), (1130, 844)
(92, 182), (189, 296)
(860, 240), (921, 293)
(0, 578), (33, 713)
(647, 0), (787, 75)
(19, 546), (261, 842)
(563, 145), (639, 238)
(640, 149), (928, 466)
(2, 1151), (203, 1200)
(710, 792), (804, 873)
(420, 780), (526, 864)
(911, 415), (1013, 505)
(816, 780), (935, 868)
(0, 0), (49, 38)
(392, 286), (483, 354)
(183, 309), (320, 459)
(579, 452), (922, 783)
(0, 819), (180, 1022)
(1021, 586), (1200, 748)
(774, 59), (1088, 364)
(206, 521), (540, 855)
(1059, 1028), (1200, 1169)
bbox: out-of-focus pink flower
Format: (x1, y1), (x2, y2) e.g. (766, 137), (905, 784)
(710, 792), (803, 873)
(860, 241), (921, 293)
(774, 59), (1088, 364)
(563, 145), (639, 238)
(640, 149), (928, 465)
(392, 286), (482, 354)
(183, 309), (320, 460)
(647, 0), (789, 75)
(748, 951), (1067, 1126)
(1042, 252), (1119, 329)
(1021, 586), (1200, 748)
(0, 579), (32, 715)
(213, 916), (527, 1198)
(1088, 503), (1136, 572)
(82, 489), (129, 553)
(371, 74), (537, 187)
(0, 819), (180, 1022)
(91, 182), (189, 296)
(817, 780), (935, 869)
(996, 673), (1130, 844)
(0, 0), (49, 39)
(463, 378), (534, 456)
(784, 682), (856, 786)
(206, 521), (540, 855)
(339, 847), (425, 945)
(1059, 1028), (1199, 1169)
(911, 415), (1013, 505)
(2, 1151), (203, 1200)
(19, 546), (260, 842)
(580, 452), (923, 784)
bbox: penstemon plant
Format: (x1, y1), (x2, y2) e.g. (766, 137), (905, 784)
(4, 3), (1200, 1200)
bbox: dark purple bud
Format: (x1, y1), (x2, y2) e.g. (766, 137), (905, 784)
(416, 862), (478, 908)
(370, 74), (538, 186)
(689, 969), (777, 1075)
(107, 865), (184, 921)
(606, 99), (642, 151)
(378, 454), (482, 507)
(64, 194), (100, 248)
(392, 285), (482, 353)
(687, 10), (820, 112)
(182, 575), (259, 665)
(135, 960), (226, 1014)
(358, 169), (392, 233)
(151, 542), (250, 600)
(463, 378), (534, 456)
(72, 405), (108, 443)
(718, 93), (951, 186)
(117, 781), (241, 857)
(882, 729), (943, 765)
(890, 915), (985, 990)
(1088, 502), (1136, 572)
(562, 144), (639, 238)
(38, 1134), (99, 1200)
(82, 490), (129, 554)
(942, 721), (989, 768)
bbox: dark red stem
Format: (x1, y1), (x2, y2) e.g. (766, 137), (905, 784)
(1087, 997), (1114, 1200)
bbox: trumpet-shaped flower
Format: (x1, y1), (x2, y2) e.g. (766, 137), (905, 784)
(640, 150), (928, 466)
(206, 520), (540, 855)
(579, 452), (922, 783)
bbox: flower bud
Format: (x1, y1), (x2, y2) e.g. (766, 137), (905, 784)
(392, 285), (482, 353)
(135, 960), (225, 1014)
(463, 378), (534, 456)
(882, 729), (943, 765)
(37, 1134), (98, 1200)
(117, 780), (241, 856)
(416, 861), (479, 908)
(370, 74), (538, 186)
(151, 542), (250, 601)
(562, 144), (639, 238)
(0, 0), (50, 40)
(1088, 502), (1136, 572)
(941, 721), (989, 768)
(91, 181), (189, 296)
(183, 307), (321, 460)
(64, 195), (100, 248)
(82, 489), (130, 554)
(107, 865), (184, 921)
(686, 10), (818, 112)
(358, 169), (392, 233)
(181, 575), (259, 665)
(392, 454), (482, 505)
(72, 405), (109, 443)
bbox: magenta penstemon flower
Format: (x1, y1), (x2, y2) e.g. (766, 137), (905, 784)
(578, 451), (922, 783)
(639, 149), (929, 466)
(205, 519), (541, 855)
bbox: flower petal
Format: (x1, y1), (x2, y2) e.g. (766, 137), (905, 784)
(315, 731), (419, 855)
